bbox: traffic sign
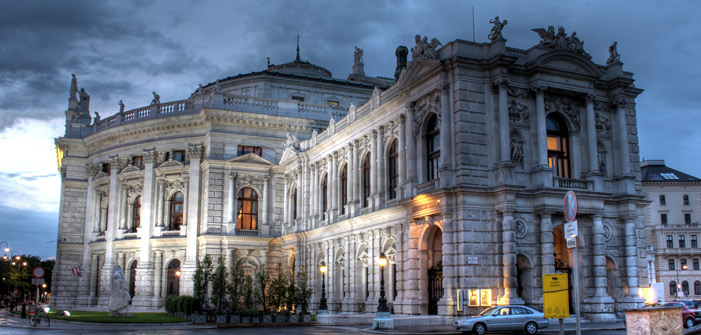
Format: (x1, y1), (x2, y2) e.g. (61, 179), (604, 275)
(31, 278), (44, 285)
(564, 220), (578, 238)
(32, 266), (45, 279)
(563, 191), (577, 222)
(566, 237), (577, 249)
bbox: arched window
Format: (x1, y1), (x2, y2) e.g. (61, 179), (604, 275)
(340, 165), (347, 215)
(683, 281), (690, 296)
(237, 187), (258, 230)
(322, 174), (328, 216)
(547, 114), (570, 178)
(169, 192), (184, 231)
(694, 281), (701, 295)
(670, 281), (678, 296)
(426, 114), (440, 181)
(387, 139), (398, 200)
(362, 154), (371, 208)
(292, 188), (298, 220)
(130, 196), (141, 233)
(167, 259), (181, 296)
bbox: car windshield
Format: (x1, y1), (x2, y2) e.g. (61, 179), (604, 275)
(479, 307), (498, 316)
(682, 302), (695, 308)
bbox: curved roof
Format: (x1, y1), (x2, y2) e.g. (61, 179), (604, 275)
(268, 59), (332, 79)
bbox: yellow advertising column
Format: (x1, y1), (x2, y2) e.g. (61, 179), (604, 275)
(543, 273), (569, 319)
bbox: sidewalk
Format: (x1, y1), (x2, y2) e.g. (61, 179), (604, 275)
(348, 320), (626, 334)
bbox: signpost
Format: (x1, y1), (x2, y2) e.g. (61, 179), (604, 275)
(32, 266), (45, 304)
(563, 191), (581, 335)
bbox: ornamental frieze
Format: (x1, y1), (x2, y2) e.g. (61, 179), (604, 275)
(163, 178), (186, 195)
(508, 100), (530, 126)
(507, 86), (531, 99)
(235, 174), (267, 190)
(544, 94), (581, 131)
(125, 183), (143, 200)
(87, 164), (101, 179)
(595, 112), (611, 136)
(412, 92), (441, 136)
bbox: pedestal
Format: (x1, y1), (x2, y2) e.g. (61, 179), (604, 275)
(624, 306), (681, 335)
(372, 311), (394, 330)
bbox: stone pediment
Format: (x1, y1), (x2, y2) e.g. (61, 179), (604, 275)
(94, 171), (109, 180)
(527, 51), (603, 78)
(279, 147), (298, 166)
(228, 153), (273, 166)
(396, 57), (441, 89)
(120, 164), (141, 175)
(157, 159), (185, 169)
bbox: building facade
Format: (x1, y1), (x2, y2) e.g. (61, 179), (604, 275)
(641, 160), (701, 301)
(53, 22), (647, 321)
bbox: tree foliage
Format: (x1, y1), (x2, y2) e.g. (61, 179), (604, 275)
(210, 256), (227, 313)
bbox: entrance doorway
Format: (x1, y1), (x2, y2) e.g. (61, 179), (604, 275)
(425, 225), (443, 315)
(167, 259), (181, 296)
(129, 261), (137, 303)
(428, 261), (443, 315)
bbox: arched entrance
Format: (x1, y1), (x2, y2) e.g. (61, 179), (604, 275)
(167, 259), (181, 296)
(606, 257), (619, 314)
(424, 225), (443, 315)
(128, 261), (137, 304)
(516, 254), (534, 304)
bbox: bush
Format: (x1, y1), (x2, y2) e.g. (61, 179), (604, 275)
(167, 295), (201, 315)
(165, 295), (177, 313)
(239, 309), (262, 317)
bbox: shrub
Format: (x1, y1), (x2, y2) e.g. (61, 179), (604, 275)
(165, 295), (177, 313)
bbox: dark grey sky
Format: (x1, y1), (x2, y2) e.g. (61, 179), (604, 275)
(0, 0), (698, 259)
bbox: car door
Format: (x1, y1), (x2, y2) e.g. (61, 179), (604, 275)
(511, 307), (528, 329)
(489, 307), (512, 330)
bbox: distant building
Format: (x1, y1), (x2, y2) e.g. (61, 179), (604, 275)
(53, 21), (646, 321)
(641, 160), (701, 301)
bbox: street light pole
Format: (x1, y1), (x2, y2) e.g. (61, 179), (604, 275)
(319, 261), (328, 314)
(372, 252), (393, 329)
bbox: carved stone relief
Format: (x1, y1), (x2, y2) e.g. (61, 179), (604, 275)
(235, 174), (267, 191)
(545, 94), (581, 131)
(412, 92), (441, 136)
(508, 100), (530, 126)
(515, 220), (528, 239)
(595, 112), (611, 136)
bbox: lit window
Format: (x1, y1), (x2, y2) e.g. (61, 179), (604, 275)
(546, 114), (570, 178)
(237, 145), (262, 156)
(681, 258), (688, 269)
(237, 187), (258, 230)
(326, 100), (339, 106)
(426, 114), (440, 181)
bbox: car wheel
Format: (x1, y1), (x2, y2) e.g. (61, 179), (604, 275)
(524, 321), (538, 334)
(685, 317), (694, 329)
(473, 322), (486, 335)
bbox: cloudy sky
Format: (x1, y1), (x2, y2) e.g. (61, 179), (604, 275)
(0, 0), (698, 259)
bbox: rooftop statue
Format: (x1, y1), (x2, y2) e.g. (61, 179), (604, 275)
(411, 34), (442, 61)
(285, 132), (300, 151)
(108, 265), (130, 317)
(532, 25), (591, 58)
(151, 91), (161, 105)
(69, 74), (78, 99)
(488, 16), (508, 41)
(78, 88), (90, 113)
(118, 100), (125, 113)
(354, 46), (364, 65)
(197, 84), (204, 97)
(214, 80), (222, 93)
(606, 41), (620, 65)
(93, 111), (101, 124)
(394, 45), (408, 81)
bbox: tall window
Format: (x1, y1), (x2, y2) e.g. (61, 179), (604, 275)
(683, 281), (690, 296)
(237, 187), (258, 230)
(669, 259), (676, 270)
(546, 114), (570, 178)
(165, 150), (185, 162)
(692, 235), (698, 248)
(694, 259), (700, 270)
(322, 175), (328, 216)
(387, 139), (398, 199)
(169, 192), (184, 231)
(426, 114), (440, 181)
(667, 235), (674, 248)
(681, 259), (688, 269)
(684, 194), (690, 205)
(237, 145), (262, 156)
(292, 188), (298, 220)
(661, 214), (668, 226)
(680, 235), (687, 248)
(362, 154), (371, 208)
(340, 166), (347, 215)
(167, 259), (181, 296)
(685, 213), (692, 225)
(660, 195), (666, 205)
(132, 156), (143, 168)
(670, 281), (678, 296)
(695, 281), (701, 295)
(130, 196), (141, 233)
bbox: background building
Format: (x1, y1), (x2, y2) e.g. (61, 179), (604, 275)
(642, 160), (701, 301)
(53, 21), (647, 320)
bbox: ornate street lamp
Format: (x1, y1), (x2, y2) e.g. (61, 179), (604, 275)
(676, 264), (688, 298)
(373, 252), (393, 329)
(377, 253), (388, 313)
(319, 261), (328, 313)
(0, 241), (9, 255)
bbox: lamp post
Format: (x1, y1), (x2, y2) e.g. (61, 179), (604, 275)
(676, 264), (688, 299)
(318, 261), (328, 314)
(373, 252), (393, 329)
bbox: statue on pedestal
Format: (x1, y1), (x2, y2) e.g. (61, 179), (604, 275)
(354, 46), (364, 65)
(606, 41), (620, 65)
(108, 266), (131, 317)
(151, 91), (161, 105)
(70, 74), (78, 100)
(488, 16), (508, 41)
(118, 100), (125, 113)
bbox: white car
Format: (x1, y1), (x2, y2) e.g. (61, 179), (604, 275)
(454, 305), (549, 335)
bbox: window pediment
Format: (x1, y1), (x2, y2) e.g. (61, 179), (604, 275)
(228, 153), (273, 166)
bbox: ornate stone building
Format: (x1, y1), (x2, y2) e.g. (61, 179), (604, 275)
(53, 22), (647, 320)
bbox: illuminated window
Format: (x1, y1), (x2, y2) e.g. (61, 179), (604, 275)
(169, 192), (184, 231)
(326, 100), (339, 106)
(237, 188), (258, 230)
(387, 139), (398, 200)
(546, 114), (570, 178)
(340, 166), (347, 215)
(681, 258), (688, 269)
(426, 114), (440, 181)
(237, 145), (262, 156)
(362, 154), (371, 208)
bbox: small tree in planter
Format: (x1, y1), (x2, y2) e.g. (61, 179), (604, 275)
(295, 267), (313, 320)
(193, 255), (213, 314)
(254, 265), (271, 322)
(227, 259), (245, 322)
(210, 256), (228, 314)
(242, 275), (254, 310)
(268, 264), (289, 319)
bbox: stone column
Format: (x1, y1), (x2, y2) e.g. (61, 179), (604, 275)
(283, 179), (289, 225)
(398, 114), (406, 197)
(540, 214), (555, 276)
(295, 167), (302, 228)
(230, 173), (238, 228)
(182, 146), (202, 296)
(624, 219), (639, 296)
(370, 130), (378, 208)
(591, 215), (609, 297)
(615, 98), (631, 176)
(98, 157), (122, 306)
(498, 211), (523, 305)
(352, 141), (360, 212)
(440, 82), (453, 186)
(89, 254), (99, 300)
(533, 85), (548, 167)
(155, 180), (164, 227)
(331, 152), (338, 219)
(310, 164), (317, 220)
(346, 144), (353, 214)
(152, 250), (164, 306)
(77, 166), (98, 305)
(496, 79), (510, 163)
(438, 214), (457, 315)
(586, 94), (598, 173)
(261, 175), (269, 230)
(406, 104), (417, 194)
(119, 188), (128, 229)
(132, 151), (156, 307)
(376, 127), (385, 207)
